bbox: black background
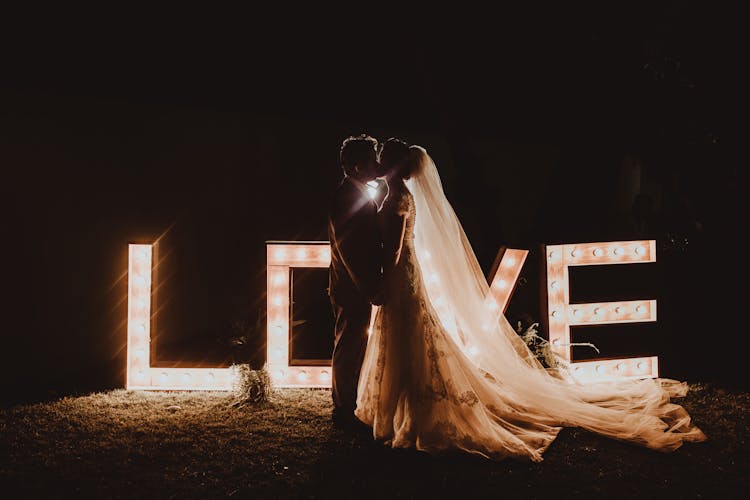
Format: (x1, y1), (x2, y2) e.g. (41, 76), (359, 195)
(0, 4), (743, 404)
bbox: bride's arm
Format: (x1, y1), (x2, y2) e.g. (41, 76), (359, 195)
(380, 203), (408, 278)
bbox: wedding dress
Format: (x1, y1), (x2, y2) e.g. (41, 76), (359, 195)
(355, 146), (706, 461)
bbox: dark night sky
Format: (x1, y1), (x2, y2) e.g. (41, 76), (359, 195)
(0, 5), (744, 402)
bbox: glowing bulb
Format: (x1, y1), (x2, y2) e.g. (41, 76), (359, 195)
(571, 249), (580, 258)
(135, 298), (148, 310)
(205, 372), (215, 383)
(505, 257), (516, 267)
(573, 365), (581, 372)
(615, 306), (622, 314)
(550, 281), (559, 290)
(494, 279), (507, 289)
(134, 370), (145, 382)
(593, 248), (603, 257)
(272, 295), (283, 306)
(635, 305), (644, 314)
(274, 370), (285, 380)
(298, 370), (309, 382)
(635, 246), (645, 255)
(320, 248), (331, 261)
(272, 324), (285, 337)
(159, 372), (169, 384)
(320, 370), (330, 382)
(181, 373), (191, 384)
(273, 248), (287, 260)
(593, 308), (601, 316)
(133, 275), (147, 288)
(615, 363), (623, 372)
(133, 348), (146, 360)
(272, 348), (284, 360)
(596, 365), (605, 374)
(296, 248), (307, 259)
(135, 248), (149, 262)
(487, 300), (499, 311)
(131, 322), (146, 335)
(573, 309), (581, 317)
(552, 338), (560, 345)
(548, 250), (557, 259)
(365, 180), (379, 200)
(613, 247), (623, 256)
(637, 361), (646, 371)
(272, 272), (285, 286)
(550, 310), (558, 318)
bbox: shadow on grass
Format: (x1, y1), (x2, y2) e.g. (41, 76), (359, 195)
(1, 384), (747, 499)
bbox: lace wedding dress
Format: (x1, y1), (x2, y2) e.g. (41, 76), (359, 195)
(355, 147), (706, 461)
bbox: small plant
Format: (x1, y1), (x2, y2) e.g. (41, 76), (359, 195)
(230, 364), (272, 407)
(516, 321), (600, 379)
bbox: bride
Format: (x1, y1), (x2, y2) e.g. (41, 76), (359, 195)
(355, 138), (706, 461)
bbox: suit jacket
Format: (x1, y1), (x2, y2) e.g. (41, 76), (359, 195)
(328, 177), (382, 308)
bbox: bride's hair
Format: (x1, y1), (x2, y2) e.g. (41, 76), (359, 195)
(378, 137), (410, 173)
(401, 145), (426, 180)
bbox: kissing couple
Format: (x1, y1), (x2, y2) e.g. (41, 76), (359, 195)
(327, 134), (706, 461)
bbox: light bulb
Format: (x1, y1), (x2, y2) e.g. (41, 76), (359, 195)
(134, 370), (145, 382)
(272, 272), (285, 286)
(551, 281), (559, 289)
(615, 306), (622, 314)
(613, 247), (623, 256)
(635, 246), (645, 255)
(505, 257), (516, 267)
(635, 305), (644, 314)
(296, 248), (307, 259)
(487, 300), (499, 311)
(320, 248), (331, 261)
(637, 361), (646, 371)
(552, 338), (560, 345)
(593, 248), (603, 257)
(615, 363), (623, 372)
(159, 372), (169, 384)
(571, 249), (580, 258)
(274, 370), (285, 380)
(273, 249), (287, 260)
(272, 295), (283, 306)
(550, 310), (558, 318)
(593, 308), (601, 316)
(548, 250), (557, 259)
(573, 309), (581, 317)
(205, 372), (215, 383)
(596, 365), (605, 374)
(494, 279), (507, 289)
(298, 370), (309, 382)
(320, 370), (330, 382)
(181, 373), (191, 384)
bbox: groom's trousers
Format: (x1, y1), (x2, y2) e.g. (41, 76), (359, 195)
(331, 298), (371, 417)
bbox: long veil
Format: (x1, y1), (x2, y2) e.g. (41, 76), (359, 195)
(405, 146), (706, 451)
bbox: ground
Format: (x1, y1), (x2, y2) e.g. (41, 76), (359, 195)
(1, 383), (747, 499)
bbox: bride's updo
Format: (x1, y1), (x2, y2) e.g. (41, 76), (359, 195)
(403, 145), (426, 180)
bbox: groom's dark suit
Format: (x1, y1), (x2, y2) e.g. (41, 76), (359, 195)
(328, 176), (382, 420)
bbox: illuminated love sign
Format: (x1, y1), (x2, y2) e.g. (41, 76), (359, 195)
(125, 239), (660, 391)
(125, 244), (239, 391)
(545, 240), (659, 383)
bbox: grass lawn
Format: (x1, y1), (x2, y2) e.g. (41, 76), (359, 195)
(1, 383), (747, 499)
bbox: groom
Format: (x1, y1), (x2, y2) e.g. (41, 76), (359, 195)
(328, 134), (383, 428)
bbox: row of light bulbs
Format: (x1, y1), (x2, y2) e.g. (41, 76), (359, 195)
(548, 245), (646, 260)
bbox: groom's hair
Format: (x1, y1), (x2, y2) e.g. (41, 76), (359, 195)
(340, 134), (378, 175)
